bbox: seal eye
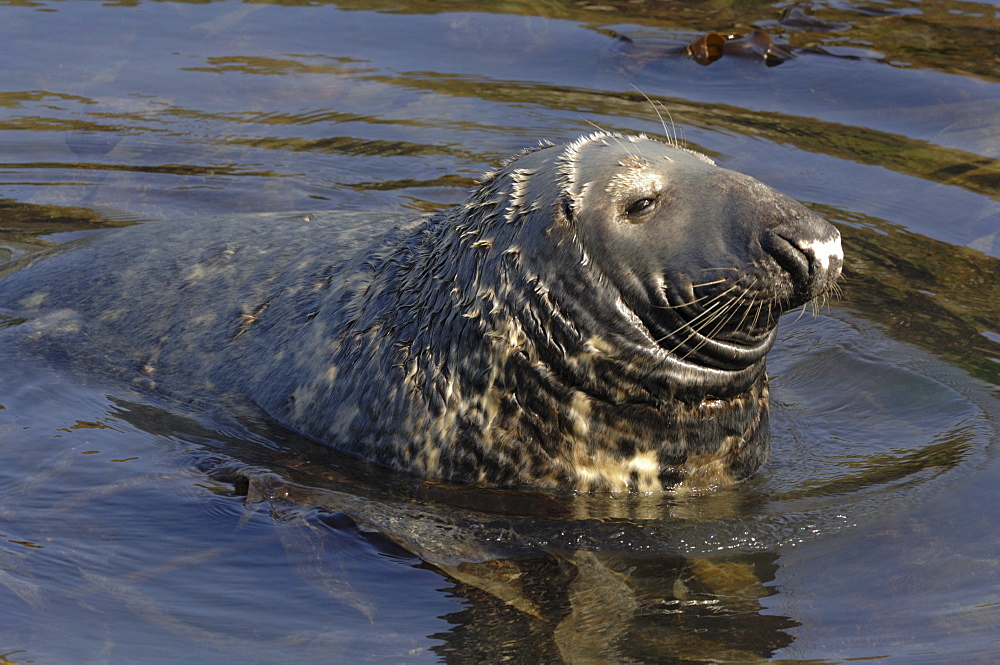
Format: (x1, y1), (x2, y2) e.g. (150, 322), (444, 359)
(624, 196), (656, 219)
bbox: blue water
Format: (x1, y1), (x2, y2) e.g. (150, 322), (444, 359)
(1, 1), (998, 663)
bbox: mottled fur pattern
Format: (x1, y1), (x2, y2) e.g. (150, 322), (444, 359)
(0, 133), (842, 491)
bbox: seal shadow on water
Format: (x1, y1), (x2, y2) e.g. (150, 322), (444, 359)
(0, 132), (843, 494)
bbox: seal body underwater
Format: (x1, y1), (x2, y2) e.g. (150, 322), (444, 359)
(0, 133), (842, 491)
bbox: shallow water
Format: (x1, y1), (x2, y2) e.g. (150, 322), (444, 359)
(1, 0), (998, 663)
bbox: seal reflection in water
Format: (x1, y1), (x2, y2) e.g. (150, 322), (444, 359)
(0, 133), (842, 491)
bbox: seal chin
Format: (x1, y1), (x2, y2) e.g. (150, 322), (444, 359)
(654, 345), (769, 402)
(677, 325), (777, 369)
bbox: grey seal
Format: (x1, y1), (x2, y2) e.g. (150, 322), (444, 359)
(0, 132), (842, 491)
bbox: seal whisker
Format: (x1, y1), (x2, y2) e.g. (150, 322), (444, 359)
(653, 290), (724, 310)
(631, 84), (671, 147)
(745, 297), (770, 336)
(669, 291), (764, 362)
(610, 134), (640, 161)
(751, 299), (767, 332)
(694, 281), (748, 313)
(677, 278), (772, 359)
(581, 118), (640, 161)
(684, 307), (726, 342)
(656, 287), (749, 358)
(709, 291), (758, 340)
(660, 326), (709, 359)
(702, 286), (757, 339)
(661, 104), (681, 149)
(688, 293), (753, 340)
(665, 282), (743, 321)
(582, 119), (611, 138)
(689, 278), (729, 288)
(791, 302), (810, 323)
(654, 307), (719, 353)
(654, 278), (741, 311)
(693, 290), (744, 332)
(750, 299), (767, 332)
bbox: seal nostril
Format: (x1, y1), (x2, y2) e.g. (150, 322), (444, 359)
(761, 229), (810, 285)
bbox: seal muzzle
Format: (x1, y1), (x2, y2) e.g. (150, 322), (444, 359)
(762, 219), (843, 304)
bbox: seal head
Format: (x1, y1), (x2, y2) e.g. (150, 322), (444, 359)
(555, 134), (842, 399)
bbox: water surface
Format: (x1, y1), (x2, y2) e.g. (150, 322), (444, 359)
(1, 1), (998, 663)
